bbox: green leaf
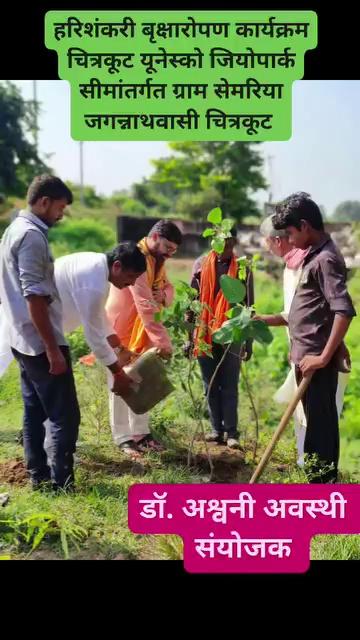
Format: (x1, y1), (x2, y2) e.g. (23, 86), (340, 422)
(198, 339), (213, 356)
(154, 312), (162, 323)
(221, 218), (235, 232)
(202, 228), (215, 238)
(211, 238), (225, 254)
(212, 316), (243, 343)
(220, 275), (246, 303)
(212, 323), (233, 344)
(60, 530), (69, 560)
(225, 306), (242, 319)
(31, 525), (48, 551)
(216, 311), (251, 340)
(251, 320), (274, 345)
(232, 327), (244, 344)
(237, 256), (248, 280)
(191, 301), (203, 314)
(207, 207), (222, 224)
(237, 306), (253, 327)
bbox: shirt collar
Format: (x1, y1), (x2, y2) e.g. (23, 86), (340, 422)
(18, 209), (50, 234)
(304, 233), (331, 262)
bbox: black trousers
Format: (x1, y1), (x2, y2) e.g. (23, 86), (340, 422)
(12, 346), (80, 488)
(295, 363), (339, 483)
(198, 344), (241, 439)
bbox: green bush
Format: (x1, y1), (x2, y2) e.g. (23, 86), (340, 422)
(66, 327), (91, 361)
(120, 198), (148, 217)
(65, 182), (105, 208)
(49, 218), (116, 258)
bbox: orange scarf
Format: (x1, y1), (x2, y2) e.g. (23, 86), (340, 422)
(127, 237), (167, 354)
(193, 251), (238, 357)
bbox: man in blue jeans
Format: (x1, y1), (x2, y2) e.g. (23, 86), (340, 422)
(185, 230), (254, 449)
(0, 175), (81, 491)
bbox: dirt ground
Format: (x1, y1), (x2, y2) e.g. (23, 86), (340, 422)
(0, 458), (28, 485)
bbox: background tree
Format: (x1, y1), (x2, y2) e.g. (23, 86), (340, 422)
(333, 201), (360, 222)
(0, 81), (50, 196)
(132, 141), (267, 222)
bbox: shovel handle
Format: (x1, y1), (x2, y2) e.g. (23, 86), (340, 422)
(249, 373), (313, 484)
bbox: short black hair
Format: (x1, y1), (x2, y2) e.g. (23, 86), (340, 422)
(106, 242), (146, 273)
(27, 175), (73, 206)
(148, 219), (182, 245)
(272, 192), (324, 231)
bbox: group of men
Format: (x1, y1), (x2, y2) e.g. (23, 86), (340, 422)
(0, 175), (356, 491)
(0, 175), (183, 490)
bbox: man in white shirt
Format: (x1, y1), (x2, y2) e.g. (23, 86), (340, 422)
(54, 243), (146, 382)
(257, 215), (350, 466)
(2, 242), (146, 384)
(1, 242), (147, 446)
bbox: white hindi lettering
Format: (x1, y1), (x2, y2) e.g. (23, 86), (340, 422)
(139, 492), (168, 518)
(264, 492), (347, 519)
(194, 533), (293, 559)
(183, 493), (256, 523)
(182, 499), (208, 518)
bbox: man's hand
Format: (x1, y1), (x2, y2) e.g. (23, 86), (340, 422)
(107, 333), (121, 349)
(344, 344), (352, 371)
(253, 314), (287, 327)
(112, 370), (134, 396)
(116, 348), (138, 368)
(46, 347), (67, 375)
(299, 354), (325, 377)
(334, 342), (351, 373)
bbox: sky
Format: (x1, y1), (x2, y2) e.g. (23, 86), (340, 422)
(8, 80), (360, 216)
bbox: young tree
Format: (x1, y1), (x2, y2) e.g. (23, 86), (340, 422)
(0, 82), (49, 196)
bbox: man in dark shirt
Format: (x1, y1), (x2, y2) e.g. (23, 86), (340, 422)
(272, 192), (356, 483)
(185, 229), (254, 449)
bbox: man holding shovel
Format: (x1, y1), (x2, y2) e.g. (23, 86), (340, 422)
(258, 214), (350, 468)
(269, 192), (355, 483)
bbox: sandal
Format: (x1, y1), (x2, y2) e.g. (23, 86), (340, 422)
(136, 435), (165, 452)
(119, 441), (142, 459)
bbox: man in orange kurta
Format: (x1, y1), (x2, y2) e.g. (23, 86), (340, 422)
(105, 220), (182, 456)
